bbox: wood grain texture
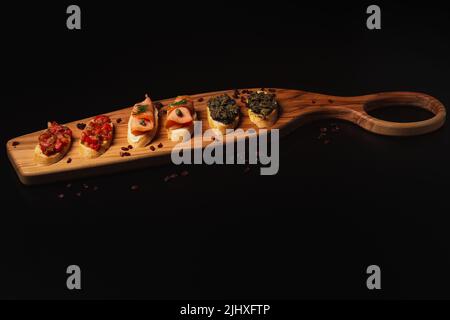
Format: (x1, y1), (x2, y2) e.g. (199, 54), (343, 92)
(6, 88), (446, 185)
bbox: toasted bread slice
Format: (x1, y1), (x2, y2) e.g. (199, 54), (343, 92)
(79, 123), (114, 159)
(206, 107), (239, 134)
(248, 107), (278, 128)
(168, 112), (197, 142)
(127, 106), (159, 148)
(34, 140), (71, 165)
(247, 90), (279, 128)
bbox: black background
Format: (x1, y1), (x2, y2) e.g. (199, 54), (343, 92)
(1, 1), (450, 299)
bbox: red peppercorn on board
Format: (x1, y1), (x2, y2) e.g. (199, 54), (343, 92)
(6, 88), (446, 185)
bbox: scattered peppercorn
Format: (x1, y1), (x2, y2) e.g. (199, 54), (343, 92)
(164, 173), (179, 182)
(317, 123), (340, 143)
(128, 145), (133, 150)
(331, 125), (340, 133)
(120, 152), (131, 157)
(12, 141), (19, 147)
(158, 143), (163, 148)
(150, 146), (156, 151)
(116, 118), (122, 124)
(197, 97), (204, 102)
(180, 170), (189, 177)
(121, 147), (129, 151)
(66, 157), (72, 164)
(77, 123), (86, 130)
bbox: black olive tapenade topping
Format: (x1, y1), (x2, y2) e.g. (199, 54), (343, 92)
(246, 91), (278, 118)
(207, 94), (240, 125)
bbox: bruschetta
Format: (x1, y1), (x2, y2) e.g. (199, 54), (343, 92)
(206, 94), (240, 134)
(246, 90), (279, 128)
(79, 115), (114, 158)
(34, 122), (73, 165)
(127, 94), (159, 148)
(165, 96), (197, 142)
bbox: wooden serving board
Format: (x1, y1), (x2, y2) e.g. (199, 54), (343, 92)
(6, 88), (446, 185)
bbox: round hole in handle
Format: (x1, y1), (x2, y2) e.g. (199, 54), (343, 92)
(359, 93), (446, 136)
(365, 104), (434, 122)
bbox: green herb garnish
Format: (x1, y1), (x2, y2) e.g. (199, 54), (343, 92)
(170, 99), (187, 107)
(207, 94), (239, 124)
(132, 104), (148, 115)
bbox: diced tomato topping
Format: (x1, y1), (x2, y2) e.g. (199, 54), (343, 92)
(54, 140), (63, 152)
(93, 115), (111, 125)
(38, 122), (72, 156)
(80, 115), (112, 151)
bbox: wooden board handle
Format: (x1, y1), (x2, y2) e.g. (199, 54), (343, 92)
(348, 92), (446, 136)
